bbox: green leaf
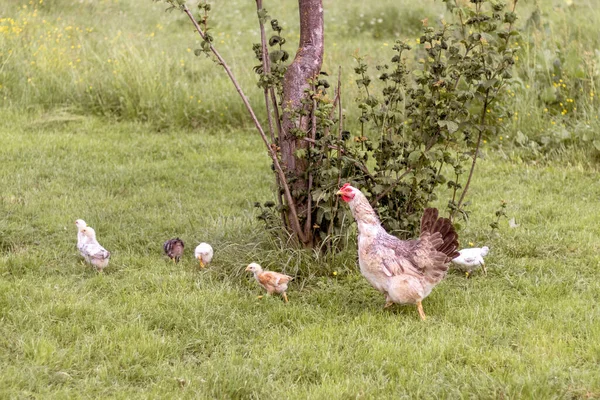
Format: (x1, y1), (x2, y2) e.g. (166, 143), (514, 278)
(408, 150), (421, 164)
(438, 120), (459, 133)
(257, 8), (269, 24)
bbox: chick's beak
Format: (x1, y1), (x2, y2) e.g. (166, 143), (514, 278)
(244, 265), (251, 272)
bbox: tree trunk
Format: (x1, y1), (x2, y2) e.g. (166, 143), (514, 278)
(280, 0), (324, 246)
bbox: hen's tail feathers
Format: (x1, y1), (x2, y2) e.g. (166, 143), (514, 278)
(420, 208), (460, 261)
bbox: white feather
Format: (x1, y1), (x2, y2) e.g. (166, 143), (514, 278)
(79, 226), (110, 271)
(451, 246), (489, 271)
(75, 219), (87, 252)
(194, 242), (213, 265)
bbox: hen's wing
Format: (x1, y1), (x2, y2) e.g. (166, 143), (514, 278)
(375, 208), (458, 282)
(373, 232), (424, 278)
(375, 232), (447, 280)
(257, 271), (292, 288)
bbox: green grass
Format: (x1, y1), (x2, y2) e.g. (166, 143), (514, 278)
(1, 0), (600, 397)
(1, 111), (600, 398)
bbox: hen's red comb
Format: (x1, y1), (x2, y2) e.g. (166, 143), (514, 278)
(340, 183), (351, 190)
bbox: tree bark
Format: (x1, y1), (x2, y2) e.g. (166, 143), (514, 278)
(280, 0), (324, 245)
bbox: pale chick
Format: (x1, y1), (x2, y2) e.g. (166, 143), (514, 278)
(79, 226), (111, 272)
(75, 219), (87, 252)
(194, 243), (213, 268)
(337, 183), (459, 321)
(451, 246), (489, 277)
(245, 263), (293, 302)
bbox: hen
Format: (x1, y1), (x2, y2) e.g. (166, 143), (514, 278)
(163, 238), (185, 264)
(245, 263), (293, 302)
(337, 183), (459, 320)
(79, 226), (111, 272)
(452, 246), (489, 277)
(194, 242), (213, 268)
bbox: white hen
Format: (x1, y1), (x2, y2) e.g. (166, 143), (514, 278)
(79, 226), (111, 272)
(75, 219), (87, 251)
(194, 243), (213, 268)
(451, 246), (489, 277)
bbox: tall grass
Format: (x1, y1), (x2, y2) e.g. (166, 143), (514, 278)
(2, 0), (598, 146)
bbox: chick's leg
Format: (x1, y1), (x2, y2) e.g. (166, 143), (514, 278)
(481, 262), (487, 275)
(384, 294), (393, 308)
(416, 301), (426, 321)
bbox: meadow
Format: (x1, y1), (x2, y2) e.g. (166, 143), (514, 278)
(1, 0), (600, 398)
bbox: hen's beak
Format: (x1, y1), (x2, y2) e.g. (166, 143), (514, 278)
(336, 189), (343, 196)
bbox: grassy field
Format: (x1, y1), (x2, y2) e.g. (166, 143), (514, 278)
(2, 0), (600, 398)
(1, 111), (600, 398)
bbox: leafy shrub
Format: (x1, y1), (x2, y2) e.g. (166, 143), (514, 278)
(336, 0), (521, 237)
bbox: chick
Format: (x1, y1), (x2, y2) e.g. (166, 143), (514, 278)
(245, 262), (293, 302)
(79, 226), (111, 272)
(451, 246), (489, 277)
(194, 243), (213, 268)
(163, 238), (185, 264)
(75, 219), (87, 252)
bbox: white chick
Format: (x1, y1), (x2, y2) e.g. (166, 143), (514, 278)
(79, 226), (111, 272)
(75, 219), (87, 252)
(452, 246), (489, 277)
(194, 243), (213, 269)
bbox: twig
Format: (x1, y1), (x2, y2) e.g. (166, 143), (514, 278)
(370, 168), (413, 207)
(255, 0), (285, 222)
(327, 66), (343, 250)
(181, 4), (307, 243)
(304, 83), (318, 240)
(454, 92), (488, 217)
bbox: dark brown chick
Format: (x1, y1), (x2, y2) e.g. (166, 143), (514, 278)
(163, 238), (185, 264)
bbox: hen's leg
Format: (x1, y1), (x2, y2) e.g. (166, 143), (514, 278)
(282, 292), (289, 303)
(416, 301), (426, 321)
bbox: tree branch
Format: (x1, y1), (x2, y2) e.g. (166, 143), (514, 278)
(454, 91), (489, 217)
(181, 4), (307, 243)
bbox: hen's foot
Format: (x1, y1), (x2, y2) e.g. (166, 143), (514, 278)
(417, 301), (426, 321)
(384, 301), (394, 309)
